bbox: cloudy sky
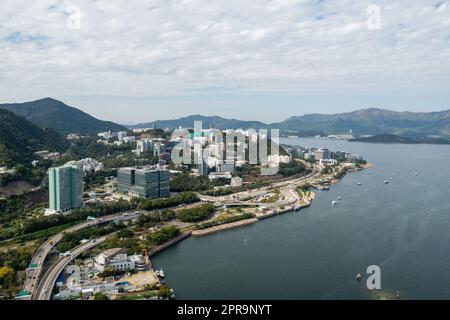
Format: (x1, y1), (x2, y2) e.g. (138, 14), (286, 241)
(1, 0), (449, 124)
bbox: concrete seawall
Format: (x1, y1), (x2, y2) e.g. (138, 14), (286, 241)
(192, 218), (259, 237)
(149, 231), (192, 257)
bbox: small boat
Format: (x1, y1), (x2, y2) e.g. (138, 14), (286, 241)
(389, 177), (393, 180)
(294, 205), (302, 211)
(337, 196), (342, 200)
(332, 200), (339, 206)
(356, 273), (362, 282)
(158, 269), (165, 278)
(384, 180), (389, 184)
(357, 182), (362, 186)
(415, 172), (419, 176)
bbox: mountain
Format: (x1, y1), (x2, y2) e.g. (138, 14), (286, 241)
(0, 98), (126, 135)
(274, 108), (450, 137)
(129, 115), (268, 131)
(0, 109), (69, 167)
(350, 134), (450, 144)
(130, 108), (450, 138)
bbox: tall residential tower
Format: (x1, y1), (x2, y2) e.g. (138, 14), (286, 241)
(47, 162), (84, 215)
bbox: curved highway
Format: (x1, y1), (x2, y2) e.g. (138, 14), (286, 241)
(35, 237), (107, 300)
(22, 213), (132, 299)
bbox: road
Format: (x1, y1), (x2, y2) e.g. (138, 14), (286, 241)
(23, 166), (322, 299)
(198, 169), (320, 206)
(21, 212), (133, 299)
(35, 237), (107, 300)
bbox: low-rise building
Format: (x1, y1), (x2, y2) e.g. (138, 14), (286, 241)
(319, 159), (338, 166)
(93, 248), (147, 273)
(78, 158), (104, 173)
(34, 150), (61, 160)
(267, 154), (292, 165)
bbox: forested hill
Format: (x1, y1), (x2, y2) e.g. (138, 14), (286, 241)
(0, 109), (69, 167)
(0, 98), (126, 135)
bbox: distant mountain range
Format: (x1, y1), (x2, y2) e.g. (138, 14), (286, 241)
(1, 97), (449, 141)
(350, 134), (450, 144)
(0, 109), (69, 167)
(132, 108), (450, 138)
(0, 98), (126, 135)
(130, 115), (268, 131)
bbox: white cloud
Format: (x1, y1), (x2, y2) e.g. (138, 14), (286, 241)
(0, 0), (449, 102)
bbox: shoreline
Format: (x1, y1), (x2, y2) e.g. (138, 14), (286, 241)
(149, 162), (371, 257)
(192, 218), (259, 237)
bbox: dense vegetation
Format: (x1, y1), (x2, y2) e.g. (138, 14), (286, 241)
(138, 192), (199, 211)
(201, 180), (270, 197)
(195, 212), (255, 230)
(278, 161), (306, 177)
(0, 192), (199, 242)
(176, 204), (215, 223)
(0, 246), (36, 297)
(147, 226), (180, 246)
(170, 173), (229, 192)
(0, 109), (69, 167)
(137, 209), (176, 228)
(56, 223), (125, 253)
(0, 199), (138, 241)
(85, 169), (117, 188)
(63, 136), (150, 169)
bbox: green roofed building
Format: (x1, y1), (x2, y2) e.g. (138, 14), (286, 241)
(46, 161), (84, 215)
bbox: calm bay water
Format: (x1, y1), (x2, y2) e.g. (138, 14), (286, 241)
(153, 138), (450, 299)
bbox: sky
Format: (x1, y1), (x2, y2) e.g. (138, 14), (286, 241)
(1, 0), (450, 124)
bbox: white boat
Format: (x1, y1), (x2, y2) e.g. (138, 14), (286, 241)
(159, 269), (165, 278)
(338, 196), (342, 200)
(415, 172), (419, 176)
(332, 200), (339, 206)
(294, 205), (302, 211)
(357, 182), (362, 186)
(384, 180), (389, 184)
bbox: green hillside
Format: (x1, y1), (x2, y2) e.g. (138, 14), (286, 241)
(0, 98), (126, 135)
(0, 109), (69, 167)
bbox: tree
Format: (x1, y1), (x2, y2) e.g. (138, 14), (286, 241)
(94, 292), (110, 300)
(176, 204), (215, 223)
(0, 266), (15, 287)
(98, 267), (116, 280)
(158, 285), (172, 299)
(148, 226), (180, 246)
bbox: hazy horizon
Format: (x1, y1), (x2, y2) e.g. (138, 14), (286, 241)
(2, 95), (450, 125)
